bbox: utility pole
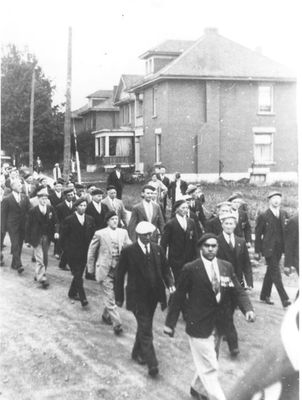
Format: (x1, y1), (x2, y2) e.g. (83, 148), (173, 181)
(73, 121), (81, 183)
(29, 66), (35, 173)
(63, 26), (72, 181)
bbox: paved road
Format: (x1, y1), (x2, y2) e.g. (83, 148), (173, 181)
(0, 239), (298, 400)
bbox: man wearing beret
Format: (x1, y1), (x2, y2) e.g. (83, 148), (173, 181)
(164, 233), (255, 400)
(228, 193), (252, 246)
(25, 188), (59, 288)
(128, 185), (164, 242)
(161, 199), (198, 284)
(56, 188), (75, 270)
(86, 188), (109, 231)
(115, 221), (175, 377)
(87, 211), (131, 334)
(101, 185), (128, 227)
(255, 192), (291, 308)
(60, 197), (95, 307)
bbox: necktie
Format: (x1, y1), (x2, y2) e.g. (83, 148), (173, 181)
(145, 244), (149, 255)
(210, 262), (220, 295)
(228, 235), (234, 250)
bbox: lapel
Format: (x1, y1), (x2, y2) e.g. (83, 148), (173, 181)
(173, 216), (186, 233)
(133, 242), (149, 279)
(102, 227), (113, 254)
(234, 236), (241, 258)
(219, 234), (233, 258)
(138, 202), (149, 221)
(11, 193), (20, 208)
(197, 257), (214, 293)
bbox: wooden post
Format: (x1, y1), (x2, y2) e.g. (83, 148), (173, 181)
(63, 27), (72, 181)
(29, 67), (35, 173)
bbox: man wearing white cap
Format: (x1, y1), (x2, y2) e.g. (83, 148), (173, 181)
(25, 188), (59, 288)
(115, 221), (175, 377)
(205, 202), (232, 235)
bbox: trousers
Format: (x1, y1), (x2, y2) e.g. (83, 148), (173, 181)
(68, 260), (87, 302)
(8, 228), (24, 268)
(261, 252), (289, 304)
(33, 235), (50, 282)
(102, 274), (121, 327)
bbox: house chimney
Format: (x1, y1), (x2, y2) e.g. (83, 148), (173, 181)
(204, 27), (218, 35)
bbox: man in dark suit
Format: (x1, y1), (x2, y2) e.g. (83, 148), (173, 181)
(128, 185), (164, 242)
(56, 188), (75, 270)
(86, 188), (109, 231)
(228, 193), (252, 245)
(168, 172), (187, 207)
(217, 213), (253, 357)
(115, 221), (175, 377)
(164, 233), (255, 400)
(1, 179), (31, 273)
(284, 212), (299, 275)
(161, 199), (198, 284)
(49, 178), (65, 258)
(205, 201), (232, 235)
(60, 197), (95, 307)
(25, 188), (59, 288)
(255, 191), (291, 308)
(186, 184), (207, 230)
(107, 164), (123, 199)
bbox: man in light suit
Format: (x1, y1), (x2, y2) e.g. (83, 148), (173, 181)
(128, 185), (164, 242)
(101, 185), (128, 227)
(87, 211), (131, 335)
(164, 233), (255, 400)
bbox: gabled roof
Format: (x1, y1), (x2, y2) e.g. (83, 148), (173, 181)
(113, 74), (143, 104)
(72, 104), (88, 118)
(132, 29), (296, 90)
(139, 40), (195, 59)
(122, 74), (143, 89)
(86, 89), (113, 99)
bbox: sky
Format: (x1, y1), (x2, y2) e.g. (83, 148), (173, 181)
(1, 0), (301, 110)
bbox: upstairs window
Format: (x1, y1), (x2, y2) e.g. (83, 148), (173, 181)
(258, 85), (273, 113)
(152, 87), (157, 117)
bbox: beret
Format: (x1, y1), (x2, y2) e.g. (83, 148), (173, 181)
(228, 193), (243, 202)
(91, 188), (104, 196)
(173, 199), (186, 211)
(63, 188), (74, 195)
(186, 184), (197, 195)
(106, 185), (117, 191)
(197, 233), (218, 247)
(23, 172), (31, 180)
(105, 211), (117, 223)
(54, 178), (65, 185)
(268, 191), (282, 199)
(136, 221), (156, 235)
(219, 212), (237, 221)
(73, 197), (88, 207)
(142, 184), (157, 192)
(36, 188), (49, 197)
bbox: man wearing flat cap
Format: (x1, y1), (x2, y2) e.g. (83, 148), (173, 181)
(115, 221), (175, 378)
(255, 191), (291, 308)
(107, 164), (123, 199)
(60, 197), (95, 307)
(25, 188), (59, 288)
(228, 193), (252, 245)
(87, 211), (131, 335)
(102, 185), (128, 227)
(161, 199), (198, 284)
(86, 188), (109, 231)
(74, 183), (86, 200)
(164, 233), (255, 400)
(128, 184), (164, 242)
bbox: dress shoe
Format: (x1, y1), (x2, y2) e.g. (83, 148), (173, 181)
(260, 296), (274, 305)
(59, 265), (70, 271)
(230, 348), (240, 358)
(148, 366), (159, 377)
(69, 294), (81, 301)
(283, 300), (292, 308)
(31, 256), (36, 262)
(132, 354), (146, 365)
(54, 254), (60, 260)
(102, 315), (113, 325)
(17, 266), (24, 274)
(190, 387), (208, 400)
(81, 299), (89, 307)
(41, 280), (49, 289)
(113, 324), (123, 335)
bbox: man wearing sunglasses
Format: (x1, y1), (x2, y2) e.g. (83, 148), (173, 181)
(164, 233), (255, 400)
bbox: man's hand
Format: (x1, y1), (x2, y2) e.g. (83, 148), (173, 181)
(245, 311), (255, 322)
(116, 301), (123, 307)
(169, 286), (176, 294)
(163, 326), (174, 337)
(254, 253), (261, 261)
(54, 233), (59, 240)
(284, 266), (296, 276)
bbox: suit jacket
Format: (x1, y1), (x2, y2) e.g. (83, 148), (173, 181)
(128, 201), (164, 242)
(205, 216), (222, 236)
(217, 233), (253, 287)
(168, 180), (188, 205)
(107, 171), (123, 198)
(85, 201), (109, 231)
(56, 200), (74, 224)
(1, 193), (31, 234)
(25, 205), (59, 247)
(188, 210), (203, 239)
(115, 242), (174, 312)
(165, 258), (253, 338)
(49, 190), (64, 208)
(60, 213), (95, 263)
(284, 213), (299, 272)
(101, 196), (128, 227)
(160, 217), (198, 272)
(189, 198), (206, 228)
(87, 227), (132, 282)
(255, 208), (289, 258)
(234, 210), (252, 243)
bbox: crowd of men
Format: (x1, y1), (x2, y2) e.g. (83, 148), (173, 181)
(0, 162), (299, 400)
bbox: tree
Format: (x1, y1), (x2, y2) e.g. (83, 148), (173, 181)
(1, 44), (64, 168)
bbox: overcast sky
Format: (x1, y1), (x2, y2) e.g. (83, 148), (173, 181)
(1, 0), (301, 109)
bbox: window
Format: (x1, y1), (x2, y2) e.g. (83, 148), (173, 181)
(128, 103), (132, 124)
(155, 134), (161, 163)
(254, 132), (273, 164)
(152, 87), (157, 117)
(109, 137), (133, 157)
(258, 85), (273, 113)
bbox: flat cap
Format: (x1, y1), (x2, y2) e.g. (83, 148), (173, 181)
(106, 185), (117, 191)
(217, 201), (232, 208)
(219, 212), (237, 221)
(142, 184), (157, 192)
(186, 184), (197, 195)
(91, 188), (104, 196)
(54, 178), (65, 185)
(135, 221), (156, 235)
(105, 211), (117, 223)
(63, 188), (74, 195)
(36, 188), (49, 197)
(197, 233), (218, 247)
(173, 199), (186, 212)
(73, 197), (88, 208)
(268, 191), (282, 199)
(75, 183), (85, 189)
(228, 193), (243, 202)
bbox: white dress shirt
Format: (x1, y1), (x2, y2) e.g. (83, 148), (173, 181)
(201, 255), (221, 302)
(116, 170), (121, 179)
(108, 227), (118, 241)
(143, 200), (153, 222)
(175, 180), (182, 201)
(138, 238), (150, 254)
(176, 214), (187, 231)
(93, 201), (101, 214)
(39, 205), (47, 215)
(13, 191), (21, 203)
(223, 231), (235, 247)
(270, 206), (280, 218)
(65, 200), (73, 209)
(75, 212), (85, 225)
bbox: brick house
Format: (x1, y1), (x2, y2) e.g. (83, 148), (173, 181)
(128, 28), (297, 183)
